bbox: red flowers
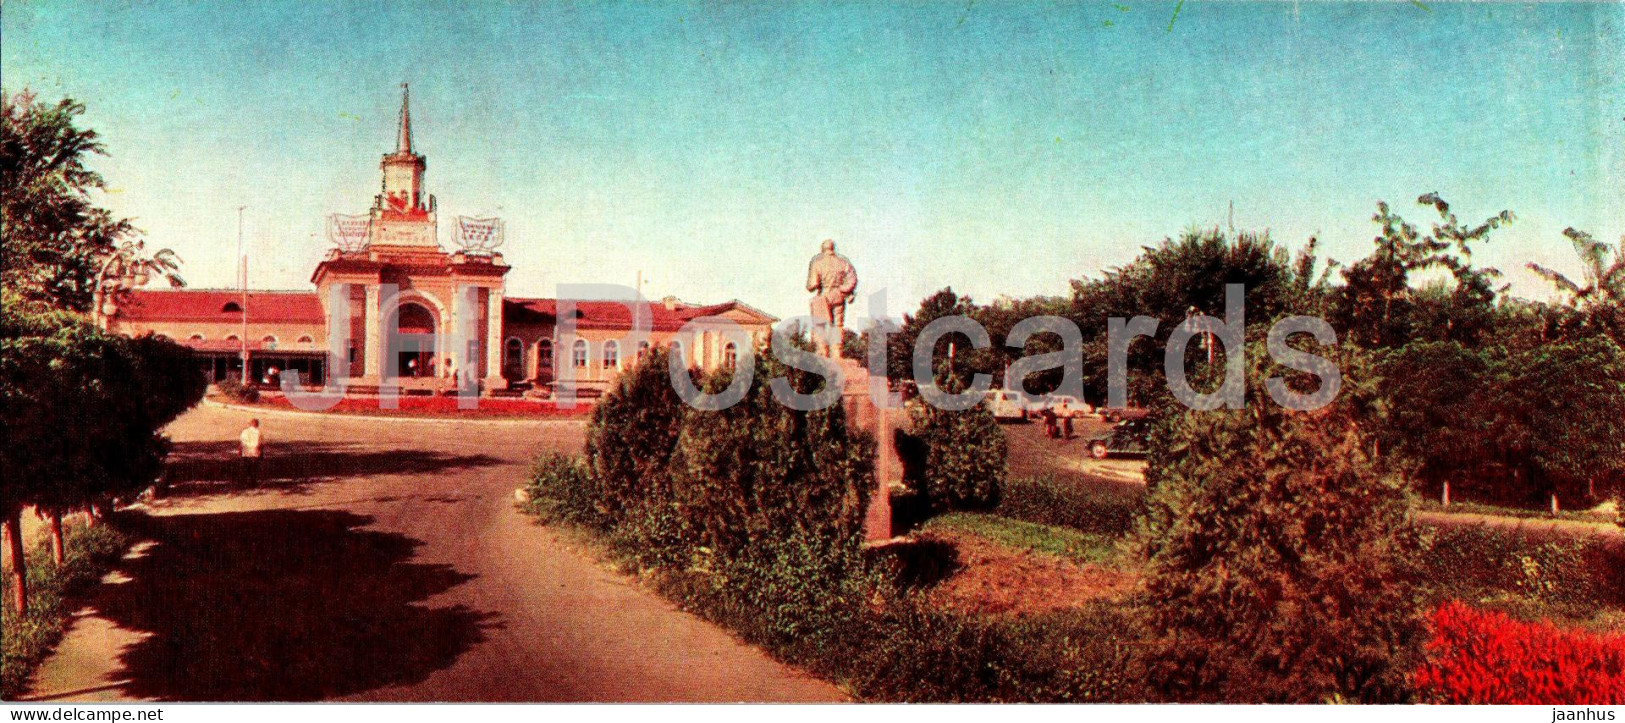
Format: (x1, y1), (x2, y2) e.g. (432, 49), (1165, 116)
(267, 395), (590, 417)
(1416, 600), (1625, 704)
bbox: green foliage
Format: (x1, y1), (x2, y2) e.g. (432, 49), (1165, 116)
(923, 512), (1122, 568)
(1136, 345), (1425, 703)
(216, 376), (260, 404)
(579, 348), (687, 527)
(669, 356), (875, 560)
(904, 375), (1006, 514)
(1374, 336), (1625, 505)
(1, 296), (207, 519)
(998, 475), (1138, 536)
(1, 520), (132, 698)
(1416, 525), (1625, 628)
(1526, 228), (1625, 345)
(523, 453), (601, 527)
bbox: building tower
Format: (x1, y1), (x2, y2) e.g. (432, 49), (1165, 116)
(372, 83), (436, 246)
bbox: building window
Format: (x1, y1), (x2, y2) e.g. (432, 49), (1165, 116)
(261, 335), (277, 344)
(296, 335), (314, 344)
(668, 340), (685, 366)
(189, 334), (205, 343)
(221, 302), (242, 313)
(572, 339), (588, 369)
(539, 339), (553, 368)
(504, 338), (524, 372)
(602, 340), (619, 369)
(153, 334), (171, 342)
(636, 340), (651, 362)
(225, 334), (240, 342)
(723, 342), (738, 369)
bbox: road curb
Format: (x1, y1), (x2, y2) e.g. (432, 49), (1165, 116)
(202, 398), (589, 426)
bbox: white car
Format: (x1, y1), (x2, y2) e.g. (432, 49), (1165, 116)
(985, 389), (1047, 420)
(1044, 394), (1093, 418)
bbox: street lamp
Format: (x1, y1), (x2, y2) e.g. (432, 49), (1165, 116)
(92, 241), (151, 330)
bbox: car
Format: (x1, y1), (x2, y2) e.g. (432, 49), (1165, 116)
(984, 389), (1047, 420)
(1098, 405), (1150, 424)
(1043, 394), (1093, 418)
(1086, 419), (1152, 459)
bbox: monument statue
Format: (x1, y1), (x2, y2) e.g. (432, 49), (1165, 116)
(806, 239), (858, 358)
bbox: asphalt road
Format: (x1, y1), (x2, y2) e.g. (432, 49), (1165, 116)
(18, 403), (844, 702)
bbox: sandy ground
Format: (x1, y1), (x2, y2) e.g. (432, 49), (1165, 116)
(15, 403), (843, 702)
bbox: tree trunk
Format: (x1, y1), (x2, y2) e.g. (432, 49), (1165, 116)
(50, 511), (65, 566)
(4, 510), (26, 616)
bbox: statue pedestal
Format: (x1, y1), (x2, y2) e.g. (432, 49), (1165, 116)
(837, 360), (900, 542)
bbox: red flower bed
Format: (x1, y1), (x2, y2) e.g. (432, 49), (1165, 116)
(1415, 600), (1625, 703)
(261, 394), (591, 418)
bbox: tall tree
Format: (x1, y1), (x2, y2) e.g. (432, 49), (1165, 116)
(1526, 228), (1625, 343)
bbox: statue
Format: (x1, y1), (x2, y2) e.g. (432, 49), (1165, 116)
(806, 239), (857, 358)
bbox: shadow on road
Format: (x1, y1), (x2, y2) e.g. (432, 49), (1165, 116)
(93, 509), (498, 701)
(162, 441), (503, 496)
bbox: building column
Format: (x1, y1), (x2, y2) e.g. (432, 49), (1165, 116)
(483, 287), (504, 391)
(364, 284), (383, 382)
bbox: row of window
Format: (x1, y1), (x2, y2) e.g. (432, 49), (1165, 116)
(506, 338), (740, 371)
(181, 334), (315, 345)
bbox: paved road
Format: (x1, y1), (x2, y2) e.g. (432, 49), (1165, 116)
(19, 403), (844, 702)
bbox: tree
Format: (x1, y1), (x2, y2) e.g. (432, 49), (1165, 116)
(1335, 194), (1512, 349)
(1, 291), (205, 613)
(1526, 228), (1625, 344)
(903, 371), (1006, 513)
(1137, 346), (1425, 702)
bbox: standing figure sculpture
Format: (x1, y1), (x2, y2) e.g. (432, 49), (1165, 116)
(806, 239), (858, 358)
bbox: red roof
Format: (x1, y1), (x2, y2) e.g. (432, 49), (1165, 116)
(504, 298), (775, 332)
(119, 289), (325, 324)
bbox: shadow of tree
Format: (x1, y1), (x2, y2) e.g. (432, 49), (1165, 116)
(162, 441), (503, 497)
(94, 509), (497, 701)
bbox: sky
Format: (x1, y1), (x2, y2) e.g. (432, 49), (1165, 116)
(4, 1), (1622, 324)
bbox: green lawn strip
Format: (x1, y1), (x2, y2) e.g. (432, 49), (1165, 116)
(2, 521), (133, 699)
(923, 511), (1126, 568)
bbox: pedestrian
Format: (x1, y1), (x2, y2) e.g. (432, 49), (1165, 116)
(239, 418), (263, 485)
(266, 365), (281, 390)
(408, 356), (419, 378)
(1058, 399), (1075, 439)
(1041, 407), (1059, 439)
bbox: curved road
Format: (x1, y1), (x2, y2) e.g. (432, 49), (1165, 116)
(20, 403), (844, 702)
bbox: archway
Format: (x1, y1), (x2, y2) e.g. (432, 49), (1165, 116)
(387, 301), (438, 379)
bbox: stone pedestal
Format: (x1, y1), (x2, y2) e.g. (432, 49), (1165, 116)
(837, 360), (901, 542)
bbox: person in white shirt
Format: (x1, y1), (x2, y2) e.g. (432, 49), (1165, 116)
(239, 418), (262, 485)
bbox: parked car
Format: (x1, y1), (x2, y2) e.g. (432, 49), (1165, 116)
(1098, 405), (1150, 424)
(985, 389), (1047, 420)
(1044, 394), (1093, 417)
(1086, 419), (1152, 459)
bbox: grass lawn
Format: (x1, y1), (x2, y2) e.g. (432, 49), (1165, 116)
(1, 519), (133, 699)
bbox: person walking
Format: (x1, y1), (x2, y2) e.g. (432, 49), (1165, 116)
(239, 418), (263, 485)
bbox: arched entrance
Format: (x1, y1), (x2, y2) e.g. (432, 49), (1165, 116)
(387, 300), (438, 379)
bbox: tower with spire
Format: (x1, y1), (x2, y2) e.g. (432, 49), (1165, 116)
(372, 83), (436, 246)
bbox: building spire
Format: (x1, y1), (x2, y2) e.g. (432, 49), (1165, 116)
(396, 82), (413, 154)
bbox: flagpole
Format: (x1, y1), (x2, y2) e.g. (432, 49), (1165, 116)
(238, 206), (248, 380)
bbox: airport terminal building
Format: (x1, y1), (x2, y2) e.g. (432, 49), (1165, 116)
(107, 88), (776, 395)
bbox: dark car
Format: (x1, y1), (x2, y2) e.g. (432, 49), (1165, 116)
(1087, 419), (1152, 459)
(1099, 406), (1151, 424)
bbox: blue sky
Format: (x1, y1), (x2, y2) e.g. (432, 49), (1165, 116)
(4, 1), (1621, 322)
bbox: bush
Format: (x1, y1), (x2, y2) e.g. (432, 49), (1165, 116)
(217, 377), (259, 404)
(1415, 601), (1625, 704)
(904, 375), (1006, 514)
(1136, 346), (1426, 703)
(667, 356), (874, 561)
(1415, 525), (1624, 621)
(524, 453), (601, 528)
(584, 348), (688, 528)
(998, 475), (1137, 536)
(2, 520), (132, 698)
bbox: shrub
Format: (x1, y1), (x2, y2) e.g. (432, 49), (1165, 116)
(667, 356), (874, 561)
(1136, 346), (1426, 703)
(904, 374), (1006, 514)
(1415, 601), (1625, 703)
(217, 376), (259, 404)
(584, 348), (688, 528)
(524, 453), (601, 528)
(998, 475), (1137, 536)
(1416, 525), (1624, 617)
